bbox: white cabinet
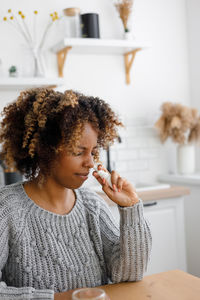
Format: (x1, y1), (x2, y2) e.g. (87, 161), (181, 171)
(109, 196), (187, 275)
(159, 173), (200, 277)
(143, 197), (187, 275)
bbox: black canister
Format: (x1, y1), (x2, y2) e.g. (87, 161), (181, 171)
(81, 13), (100, 38)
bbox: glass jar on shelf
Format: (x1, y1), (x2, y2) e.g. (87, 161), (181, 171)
(63, 7), (81, 38)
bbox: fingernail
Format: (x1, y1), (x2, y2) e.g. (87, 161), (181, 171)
(113, 184), (116, 191)
(118, 189), (120, 192)
(103, 178), (106, 184)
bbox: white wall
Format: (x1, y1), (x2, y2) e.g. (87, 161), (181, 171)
(186, 0), (200, 170)
(0, 0), (191, 185)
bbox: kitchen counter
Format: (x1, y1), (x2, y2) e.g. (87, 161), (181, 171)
(158, 173), (200, 186)
(97, 185), (190, 205)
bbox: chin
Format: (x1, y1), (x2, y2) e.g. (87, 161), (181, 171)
(74, 183), (84, 189)
(65, 182), (83, 190)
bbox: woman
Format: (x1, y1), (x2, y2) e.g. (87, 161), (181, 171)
(0, 88), (151, 300)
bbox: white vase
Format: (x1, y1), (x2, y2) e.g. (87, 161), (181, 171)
(31, 46), (46, 77)
(20, 45), (46, 77)
(124, 31), (134, 40)
(177, 144), (196, 174)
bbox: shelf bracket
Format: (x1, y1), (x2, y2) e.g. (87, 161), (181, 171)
(124, 48), (141, 84)
(57, 46), (72, 77)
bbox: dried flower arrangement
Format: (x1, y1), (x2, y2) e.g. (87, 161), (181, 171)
(3, 9), (59, 76)
(115, 0), (134, 32)
(3, 9), (59, 49)
(155, 102), (200, 145)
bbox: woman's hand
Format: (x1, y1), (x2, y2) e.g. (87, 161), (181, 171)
(93, 165), (139, 207)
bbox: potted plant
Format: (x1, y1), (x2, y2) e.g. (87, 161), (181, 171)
(155, 102), (200, 174)
(9, 65), (18, 77)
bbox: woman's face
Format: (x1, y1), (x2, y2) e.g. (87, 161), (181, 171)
(50, 123), (98, 189)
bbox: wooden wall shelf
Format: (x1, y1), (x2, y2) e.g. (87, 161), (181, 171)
(51, 38), (150, 84)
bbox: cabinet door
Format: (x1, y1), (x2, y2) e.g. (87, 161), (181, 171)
(143, 197), (186, 275)
(109, 197), (187, 275)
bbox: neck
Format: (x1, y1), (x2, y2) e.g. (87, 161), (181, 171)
(24, 176), (76, 215)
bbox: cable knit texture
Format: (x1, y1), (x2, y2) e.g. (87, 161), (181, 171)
(0, 182), (152, 300)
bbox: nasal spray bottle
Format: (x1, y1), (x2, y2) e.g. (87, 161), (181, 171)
(94, 164), (113, 190)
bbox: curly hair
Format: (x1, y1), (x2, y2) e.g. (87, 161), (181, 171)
(0, 88), (123, 180)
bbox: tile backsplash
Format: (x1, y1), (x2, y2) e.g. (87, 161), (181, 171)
(84, 116), (164, 189)
(101, 126), (162, 184)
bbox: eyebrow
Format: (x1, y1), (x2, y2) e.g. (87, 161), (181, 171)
(77, 146), (98, 150)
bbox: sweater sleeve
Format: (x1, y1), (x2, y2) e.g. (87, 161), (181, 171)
(98, 197), (152, 283)
(0, 191), (54, 300)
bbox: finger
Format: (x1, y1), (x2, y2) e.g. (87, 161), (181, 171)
(92, 170), (98, 177)
(94, 164), (112, 189)
(93, 170), (110, 190)
(102, 183), (115, 197)
(116, 176), (124, 192)
(133, 191), (139, 203)
(97, 164), (108, 173)
(110, 170), (119, 191)
(92, 170), (104, 186)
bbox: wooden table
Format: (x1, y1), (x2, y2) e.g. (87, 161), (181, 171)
(100, 270), (200, 300)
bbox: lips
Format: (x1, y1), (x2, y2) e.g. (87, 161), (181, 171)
(75, 173), (89, 176)
(75, 173), (89, 180)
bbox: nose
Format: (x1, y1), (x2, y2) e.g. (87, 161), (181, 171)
(83, 153), (94, 169)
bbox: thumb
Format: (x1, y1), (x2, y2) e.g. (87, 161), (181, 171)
(102, 183), (115, 198)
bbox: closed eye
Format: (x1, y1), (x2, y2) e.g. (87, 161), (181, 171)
(72, 152), (83, 156)
(73, 146), (98, 157)
(73, 151), (96, 157)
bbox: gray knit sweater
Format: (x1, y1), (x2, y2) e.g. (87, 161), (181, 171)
(0, 182), (151, 300)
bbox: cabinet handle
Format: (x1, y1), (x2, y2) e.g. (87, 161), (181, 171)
(143, 201), (157, 207)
